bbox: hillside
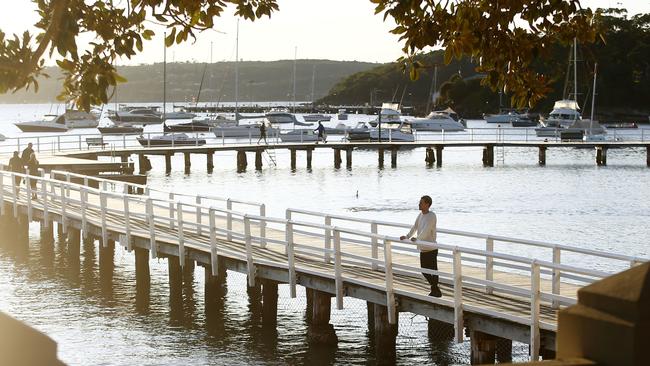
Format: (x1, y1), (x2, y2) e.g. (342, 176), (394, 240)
(0, 59), (378, 104)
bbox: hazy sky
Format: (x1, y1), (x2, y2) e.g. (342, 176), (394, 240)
(1, 0), (648, 65)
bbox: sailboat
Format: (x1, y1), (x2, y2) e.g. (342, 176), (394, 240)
(562, 63), (606, 141)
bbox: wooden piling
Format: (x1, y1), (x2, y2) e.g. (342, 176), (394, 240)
(538, 146), (547, 166)
(333, 149), (342, 169)
(374, 303), (398, 363)
(425, 147), (435, 167)
(596, 146), (607, 166)
(390, 148), (398, 168)
(470, 330), (498, 364)
(67, 227), (81, 261)
(367, 301), (375, 332)
(165, 154), (172, 173)
(647, 147), (650, 167)
(207, 150), (214, 173)
(345, 149), (353, 169)
(378, 148), (384, 168)
(305, 287), (314, 324)
(120, 155), (128, 163)
(290, 149), (297, 170)
(307, 290), (337, 344)
(237, 151), (248, 171)
(483, 145), (494, 167)
(135, 247), (151, 290)
(306, 149), (313, 170)
(255, 150), (263, 170)
(184, 152), (191, 173)
(168, 256), (183, 306)
(40, 220), (54, 246)
(138, 154), (152, 174)
(435, 146), (443, 167)
(261, 279), (279, 329)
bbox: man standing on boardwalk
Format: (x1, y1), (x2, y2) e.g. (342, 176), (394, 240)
(21, 143), (34, 165)
(401, 195), (442, 297)
(8, 151), (23, 195)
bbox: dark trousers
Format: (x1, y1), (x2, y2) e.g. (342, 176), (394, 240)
(420, 250), (439, 288)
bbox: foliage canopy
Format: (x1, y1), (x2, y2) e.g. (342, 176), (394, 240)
(372, 0), (599, 107)
(1, 0), (599, 109)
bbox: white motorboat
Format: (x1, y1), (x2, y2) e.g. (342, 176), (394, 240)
(484, 109), (530, 124)
(369, 121), (415, 142)
(369, 103), (402, 127)
(303, 114), (332, 122)
(212, 124), (279, 138)
(337, 108), (348, 120)
(406, 110), (465, 132)
(542, 99), (582, 128)
(265, 109), (298, 124)
(324, 122), (351, 135)
(279, 129), (319, 142)
(164, 110), (197, 120)
(109, 108), (162, 125)
(137, 133), (206, 147)
(346, 122), (372, 141)
(15, 110), (98, 132)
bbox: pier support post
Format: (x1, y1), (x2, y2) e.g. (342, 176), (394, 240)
(333, 149), (342, 169)
(67, 227), (81, 261)
(435, 146), (443, 167)
(290, 149), (297, 170)
(184, 152), (191, 173)
(99, 239), (114, 289)
(538, 146), (547, 166)
(374, 303), (398, 363)
(378, 148), (384, 168)
(237, 151), (248, 172)
(307, 290), (337, 345)
(168, 256), (183, 308)
(255, 150), (263, 170)
(305, 288), (314, 324)
(469, 330), (512, 364)
(390, 147), (398, 168)
(306, 149), (313, 170)
(40, 221), (54, 246)
(207, 151), (214, 173)
(425, 147), (435, 167)
(183, 256), (195, 285)
(647, 147), (650, 167)
(165, 154), (172, 173)
(483, 145), (494, 167)
(120, 155), (128, 163)
(596, 146), (608, 166)
(345, 149), (353, 169)
(367, 301), (375, 332)
(135, 247), (150, 291)
(261, 279), (279, 330)
(16, 214), (29, 249)
(247, 277), (262, 324)
(138, 154), (152, 174)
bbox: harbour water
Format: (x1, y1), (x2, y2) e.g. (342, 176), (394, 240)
(0, 104), (649, 365)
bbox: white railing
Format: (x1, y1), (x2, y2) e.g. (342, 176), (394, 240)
(1, 127), (647, 155)
(0, 169), (647, 362)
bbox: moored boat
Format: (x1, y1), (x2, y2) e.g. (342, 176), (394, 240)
(303, 114), (332, 122)
(279, 129), (318, 142)
(137, 133), (206, 147)
(15, 110), (98, 132)
(98, 125), (143, 135)
(163, 121), (213, 133)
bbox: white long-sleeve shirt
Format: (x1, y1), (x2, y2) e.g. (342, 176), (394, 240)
(405, 211), (437, 252)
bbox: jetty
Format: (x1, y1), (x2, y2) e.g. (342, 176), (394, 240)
(0, 167), (645, 364)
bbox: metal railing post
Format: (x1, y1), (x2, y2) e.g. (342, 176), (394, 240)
(371, 222), (378, 270)
(123, 195), (132, 251)
(59, 182), (67, 233)
(177, 202), (185, 266)
(552, 247), (561, 308)
(226, 199), (233, 241)
(244, 215), (255, 286)
(196, 196), (202, 236)
(453, 248), (464, 343)
(209, 208), (218, 276)
(530, 261), (541, 361)
(259, 204), (267, 248)
(485, 237), (494, 294)
(286, 220), (297, 298)
(80, 188), (87, 238)
(168, 193), (175, 229)
(333, 228), (344, 310)
(383, 238), (396, 324)
(100, 192), (107, 246)
(146, 198), (157, 258)
(324, 215), (332, 263)
(25, 172), (33, 223)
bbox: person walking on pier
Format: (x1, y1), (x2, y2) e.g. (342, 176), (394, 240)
(8, 151), (23, 195)
(257, 122), (268, 144)
(26, 153), (40, 199)
(21, 143), (34, 165)
(401, 195), (442, 298)
(314, 121), (326, 144)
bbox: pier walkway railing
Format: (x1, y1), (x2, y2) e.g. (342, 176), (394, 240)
(0, 127), (648, 155)
(0, 168), (646, 361)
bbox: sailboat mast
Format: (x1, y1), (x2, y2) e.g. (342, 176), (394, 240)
(590, 63), (597, 131)
(573, 38), (578, 103)
(163, 32), (166, 122)
(292, 46), (297, 113)
(235, 20), (239, 123)
(310, 64), (316, 109)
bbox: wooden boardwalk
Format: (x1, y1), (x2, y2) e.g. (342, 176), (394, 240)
(1, 169), (645, 363)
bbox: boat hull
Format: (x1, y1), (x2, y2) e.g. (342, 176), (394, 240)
(99, 127), (143, 135)
(15, 124), (68, 133)
(137, 138), (206, 147)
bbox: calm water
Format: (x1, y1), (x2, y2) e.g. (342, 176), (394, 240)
(1, 104), (649, 365)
